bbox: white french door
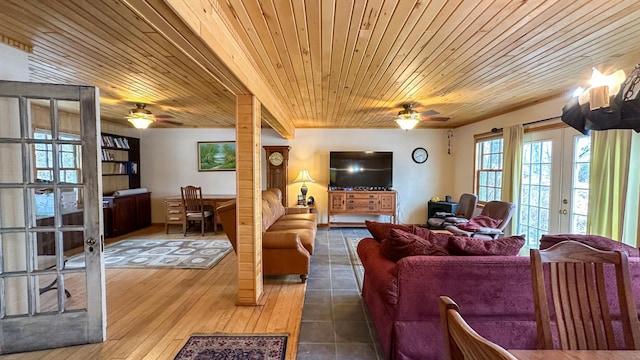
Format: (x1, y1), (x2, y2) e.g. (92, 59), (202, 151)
(0, 81), (106, 354)
(518, 127), (590, 248)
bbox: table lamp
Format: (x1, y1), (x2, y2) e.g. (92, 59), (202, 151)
(292, 168), (316, 204)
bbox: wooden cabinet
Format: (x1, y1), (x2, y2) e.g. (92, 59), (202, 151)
(37, 210), (85, 254)
(103, 192), (151, 238)
(327, 190), (397, 229)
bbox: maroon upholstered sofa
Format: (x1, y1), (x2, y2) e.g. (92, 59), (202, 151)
(357, 237), (640, 360)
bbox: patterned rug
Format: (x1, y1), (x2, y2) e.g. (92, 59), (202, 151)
(174, 334), (287, 360)
(345, 237), (364, 292)
(66, 239), (233, 269)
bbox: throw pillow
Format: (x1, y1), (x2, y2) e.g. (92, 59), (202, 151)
(365, 220), (414, 242)
(540, 234), (639, 257)
(411, 226), (451, 248)
(447, 235), (526, 256)
(456, 215), (502, 232)
(380, 229), (449, 262)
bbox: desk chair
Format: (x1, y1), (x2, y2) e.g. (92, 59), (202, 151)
(530, 240), (640, 350)
(440, 296), (517, 360)
(181, 186), (213, 236)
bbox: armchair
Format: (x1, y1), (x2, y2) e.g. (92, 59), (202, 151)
(427, 193), (478, 229)
(445, 200), (515, 240)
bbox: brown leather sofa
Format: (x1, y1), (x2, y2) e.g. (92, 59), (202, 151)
(216, 188), (317, 282)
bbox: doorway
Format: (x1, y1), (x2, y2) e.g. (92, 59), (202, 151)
(518, 127), (590, 248)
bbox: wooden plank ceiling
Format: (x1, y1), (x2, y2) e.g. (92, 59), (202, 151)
(1, 0), (640, 132)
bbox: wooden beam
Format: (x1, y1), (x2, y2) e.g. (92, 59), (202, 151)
(125, 0), (296, 139)
(235, 94), (263, 305)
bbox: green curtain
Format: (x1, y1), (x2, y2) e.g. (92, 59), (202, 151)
(622, 132), (640, 246)
(587, 129), (639, 246)
(501, 124), (523, 236)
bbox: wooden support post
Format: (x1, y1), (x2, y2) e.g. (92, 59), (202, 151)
(235, 94), (263, 305)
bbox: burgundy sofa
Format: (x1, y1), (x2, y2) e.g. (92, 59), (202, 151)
(357, 237), (640, 360)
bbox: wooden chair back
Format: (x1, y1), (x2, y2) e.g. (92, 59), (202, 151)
(530, 240), (640, 350)
(180, 185), (212, 236)
(440, 296), (517, 360)
(181, 186), (204, 213)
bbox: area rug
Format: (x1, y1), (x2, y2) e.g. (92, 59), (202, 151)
(65, 239), (233, 269)
(174, 334), (287, 360)
(345, 237), (364, 292)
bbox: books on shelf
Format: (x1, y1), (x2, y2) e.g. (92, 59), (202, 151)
(101, 161), (138, 175)
(101, 149), (114, 161)
(101, 135), (130, 149)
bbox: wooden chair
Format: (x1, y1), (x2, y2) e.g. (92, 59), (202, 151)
(180, 186), (213, 236)
(440, 296), (517, 360)
(530, 240), (640, 350)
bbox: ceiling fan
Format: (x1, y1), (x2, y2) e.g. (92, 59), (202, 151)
(125, 103), (183, 129)
(395, 103), (450, 130)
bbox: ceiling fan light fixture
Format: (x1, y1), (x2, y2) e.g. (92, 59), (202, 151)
(127, 117), (154, 129)
(125, 103), (155, 129)
(395, 104), (420, 130)
(395, 118), (419, 130)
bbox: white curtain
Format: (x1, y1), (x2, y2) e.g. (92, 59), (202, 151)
(501, 124), (524, 235)
(587, 129), (639, 246)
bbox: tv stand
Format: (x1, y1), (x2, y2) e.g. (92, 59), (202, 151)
(327, 190), (397, 229)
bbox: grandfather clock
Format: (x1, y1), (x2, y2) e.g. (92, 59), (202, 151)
(264, 146), (290, 206)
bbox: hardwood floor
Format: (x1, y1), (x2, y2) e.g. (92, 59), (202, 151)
(1, 225), (305, 360)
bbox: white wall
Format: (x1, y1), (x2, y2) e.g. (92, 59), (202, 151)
(451, 96), (571, 196)
(0, 43), (29, 80)
(139, 127), (455, 225)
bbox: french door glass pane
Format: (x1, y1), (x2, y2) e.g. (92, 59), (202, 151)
(570, 135), (590, 234)
(519, 140), (552, 248)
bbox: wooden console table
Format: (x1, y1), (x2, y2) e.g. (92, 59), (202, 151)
(164, 194), (235, 234)
(327, 190), (396, 229)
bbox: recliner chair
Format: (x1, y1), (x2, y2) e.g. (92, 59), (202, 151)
(445, 200), (515, 240)
(427, 193), (478, 229)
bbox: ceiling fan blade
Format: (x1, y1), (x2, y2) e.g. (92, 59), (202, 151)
(422, 116), (450, 122)
(421, 109), (441, 116)
(154, 114), (174, 119)
(156, 119), (183, 126)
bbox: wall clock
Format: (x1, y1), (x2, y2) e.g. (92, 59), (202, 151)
(268, 151), (284, 166)
(412, 147), (428, 164)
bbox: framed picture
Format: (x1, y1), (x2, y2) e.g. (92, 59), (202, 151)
(197, 141), (236, 171)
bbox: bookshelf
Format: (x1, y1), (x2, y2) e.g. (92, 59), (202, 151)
(101, 133), (141, 194)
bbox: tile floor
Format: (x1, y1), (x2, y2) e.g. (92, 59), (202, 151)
(296, 227), (385, 360)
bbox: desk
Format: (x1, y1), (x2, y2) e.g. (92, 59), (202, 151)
(509, 350), (640, 359)
(164, 194), (235, 234)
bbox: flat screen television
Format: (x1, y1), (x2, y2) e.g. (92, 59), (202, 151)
(329, 151), (393, 189)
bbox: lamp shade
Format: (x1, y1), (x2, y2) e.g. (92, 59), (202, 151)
(293, 169), (316, 184)
(127, 117), (154, 129)
(395, 118), (419, 130)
